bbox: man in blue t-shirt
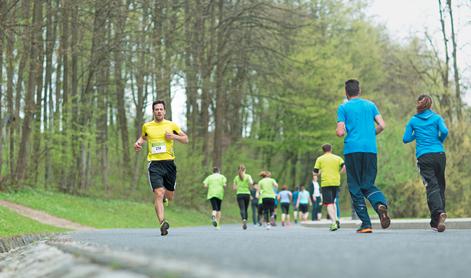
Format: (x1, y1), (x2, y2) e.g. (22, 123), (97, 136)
(336, 79), (391, 233)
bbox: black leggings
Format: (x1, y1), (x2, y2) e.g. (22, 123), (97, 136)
(417, 152), (446, 227)
(262, 198), (275, 223)
(237, 194), (250, 220)
(209, 197), (222, 211)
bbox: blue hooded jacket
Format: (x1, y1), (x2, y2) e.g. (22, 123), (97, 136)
(403, 109), (448, 158)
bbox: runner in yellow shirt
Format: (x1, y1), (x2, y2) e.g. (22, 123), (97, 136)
(313, 144), (345, 231)
(134, 100), (188, 236)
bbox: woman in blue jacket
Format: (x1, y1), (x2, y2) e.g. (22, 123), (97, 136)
(403, 95), (449, 232)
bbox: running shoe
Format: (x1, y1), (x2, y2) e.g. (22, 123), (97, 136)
(266, 224), (271, 230)
(330, 222), (339, 231)
(211, 216), (217, 227)
(356, 227), (373, 233)
(242, 219), (247, 230)
(377, 204), (391, 229)
(216, 221), (221, 230)
(163, 197), (169, 207)
(437, 212), (447, 232)
(336, 220), (340, 229)
(160, 220), (170, 236)
(281, 221), (285, 227)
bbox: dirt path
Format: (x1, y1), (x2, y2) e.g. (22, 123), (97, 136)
(0, 200), (95, 231)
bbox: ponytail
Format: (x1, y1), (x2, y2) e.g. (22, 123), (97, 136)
(417, 94), (432, 113)
(238, 164), (246, 181)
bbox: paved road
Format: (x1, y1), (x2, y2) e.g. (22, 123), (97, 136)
(66, 224), (471, 278)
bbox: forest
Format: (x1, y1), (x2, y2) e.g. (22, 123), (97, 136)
(0, 0), (470, 217)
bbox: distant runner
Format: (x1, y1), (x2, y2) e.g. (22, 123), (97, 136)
(403, 94), (448, 232)
(257, 171), (278, 230)
(336, 79), (390, 233)
(232, 164), (254, 230)
(296, 185), (311, 222)
(311, 175), (322, 221)
(292, 186), (300, 224)
(134, 100), (188, 236)
(313, 144), (345, 231)
(277, 185), (293, 226)
(203, 167), (227, 229)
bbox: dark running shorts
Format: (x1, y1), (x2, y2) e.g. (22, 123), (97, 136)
(209, 197), (222, 211)
(299, 204), (308, 213)
(322, 186), (339, 205)
(281, 203), (290, 214)
(148, 160), (177, 192)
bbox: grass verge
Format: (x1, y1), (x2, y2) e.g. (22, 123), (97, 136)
(0, 206), (66, 238)
(0, 188), (241, 232)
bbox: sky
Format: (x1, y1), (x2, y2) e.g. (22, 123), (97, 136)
(366, 0), (471, 104)
(171, 0), (471, 124)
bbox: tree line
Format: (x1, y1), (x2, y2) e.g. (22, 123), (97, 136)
(0, 0), (470, 217)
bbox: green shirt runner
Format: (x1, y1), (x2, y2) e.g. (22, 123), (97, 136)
(233, 174), (253, 195)
(204, 173), (227, 200)
(258, 177), (277, 199)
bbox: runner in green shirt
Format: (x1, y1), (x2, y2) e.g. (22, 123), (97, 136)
(232, 164), (254, 230)
(203, 167), (227, 229)
(257, 171), (278, 230)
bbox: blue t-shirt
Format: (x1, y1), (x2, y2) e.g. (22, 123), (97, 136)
(337, 98), (380, 155)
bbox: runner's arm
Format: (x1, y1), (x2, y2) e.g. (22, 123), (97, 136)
(134, 136), (147, 152)
(374, 115), (386, 135)
(340, 164), (346, 174)
(336, 122), (346, 137)
(166, 130), (189, 144)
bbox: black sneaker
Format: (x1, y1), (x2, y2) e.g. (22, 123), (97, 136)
(377, 204), (391, 229)
(437, 212), (447, 232)
(211, 216), (217, 227)
(160, 220), (170, 236)
(242, 219), (247, 230)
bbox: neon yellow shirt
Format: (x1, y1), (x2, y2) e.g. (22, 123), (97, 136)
(258, 177), (277, 199)
(313, 153), (344, 187)
(141, 120), (182, 161)
(233, 174), (253, 195)
(204, 173), (227, 200)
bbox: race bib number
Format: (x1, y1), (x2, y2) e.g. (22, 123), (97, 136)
(151, 141), (167, 154)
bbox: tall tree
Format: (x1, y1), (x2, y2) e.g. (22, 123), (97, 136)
(15, 0), (43, 182)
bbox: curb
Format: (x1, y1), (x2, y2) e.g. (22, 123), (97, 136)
(300, 218), (471, 229)
(48, 240), (270, 278)
(0, 234), (50, 253)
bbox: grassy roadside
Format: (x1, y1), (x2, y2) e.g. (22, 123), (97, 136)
(0, 188), (242, 237)
(0, 206), (67, 238)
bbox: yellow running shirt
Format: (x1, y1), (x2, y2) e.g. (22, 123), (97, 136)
(141, 120), (182, 161)
(313, 153), (344, 187)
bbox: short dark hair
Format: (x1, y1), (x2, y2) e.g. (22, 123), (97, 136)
(322, 144), (332, 152)
(152, 100), (166, 110)
(213, 167), (220, 173)
(345, 79), (360, 97)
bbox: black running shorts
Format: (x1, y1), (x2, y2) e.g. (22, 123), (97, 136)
(148, 160), (177, 192)
(321, 186), (339, 205)
(209, 197), (222, 211)
(281, 202), (290, 214)
(299, 203), (308, 213)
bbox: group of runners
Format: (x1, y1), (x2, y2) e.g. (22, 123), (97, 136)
(134, 79), (449, 236)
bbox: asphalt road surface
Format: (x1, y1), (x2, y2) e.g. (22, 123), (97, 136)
(66, 224), (471, 278)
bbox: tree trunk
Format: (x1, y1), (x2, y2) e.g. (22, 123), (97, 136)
(212, 0), (225, 168)
(43, 0), (56, 188)
(446, 0), (462, 119)
(6, 11), (15, 179)
(114, 0), (130, 180)
(15, 0), (43, 183)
